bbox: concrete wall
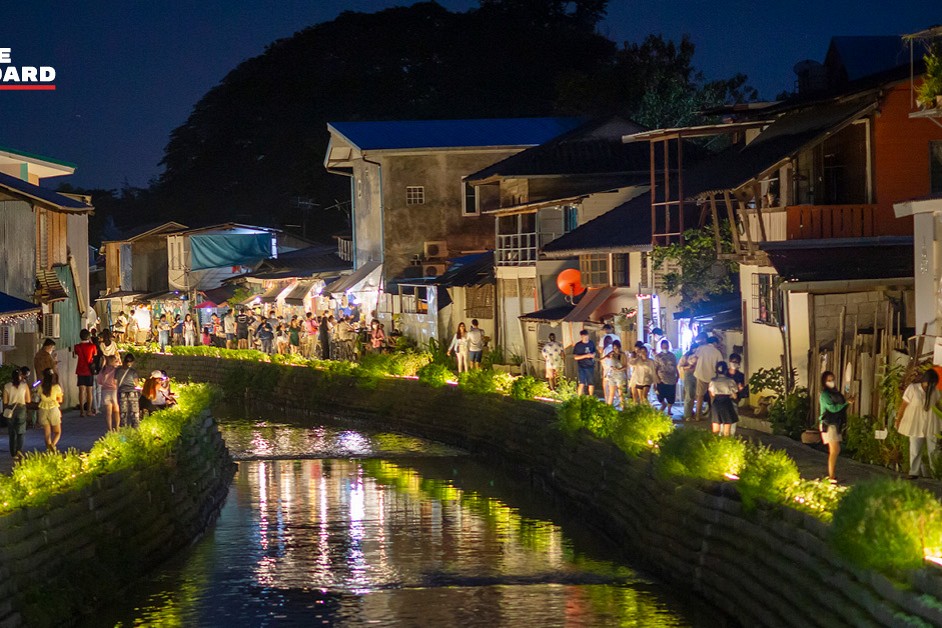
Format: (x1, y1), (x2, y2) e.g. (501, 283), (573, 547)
(378, 150), (513, 280)
(0, 413), (233, 627)
(138, 354), (942, 628)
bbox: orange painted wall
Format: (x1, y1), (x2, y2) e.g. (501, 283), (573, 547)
(873, 82), (942, 235)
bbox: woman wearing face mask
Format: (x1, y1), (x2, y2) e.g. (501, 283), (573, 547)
(820, 371), (853, 482)
(895, 369), (941, 480)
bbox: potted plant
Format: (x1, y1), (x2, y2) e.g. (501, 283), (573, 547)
(917, 43), (942, 109)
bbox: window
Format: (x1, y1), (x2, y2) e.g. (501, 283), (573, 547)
(580, 254), (609, 287)
(564, 206), (578, 233)
(400, 285), (429, 314)
(932, 141), (942, 195)
(406, 186), (425, 205)
(611, 254), (629, 286)
(462, 181), (479, 215)
(752, 273), (781, 326)
(794, 121), (869, 205)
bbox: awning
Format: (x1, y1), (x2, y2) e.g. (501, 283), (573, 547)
(761, 236), (913, 283)
(134, 290), (184, 304)
(35, 267), (69, 303)
(519, 305), (575, 323)
(96, 290), (145, 301)
(0, 290), (40, 322)
(199, 285), (237, 308)
(326, 261), (382, 294)
(284, 280), (316, 306)
(564, 286), (617, 323)
(259, 283), (287, 304)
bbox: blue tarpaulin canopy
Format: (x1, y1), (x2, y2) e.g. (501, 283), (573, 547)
(190, 233), (272, 271)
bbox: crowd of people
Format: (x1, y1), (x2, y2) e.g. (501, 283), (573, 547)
(115, 306), (396, 362)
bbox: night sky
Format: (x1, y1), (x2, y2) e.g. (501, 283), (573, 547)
(1, 0), (939, 189)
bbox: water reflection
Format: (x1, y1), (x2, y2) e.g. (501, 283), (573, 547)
(219, 419), (464, 460)
(90, 422), (717, 627)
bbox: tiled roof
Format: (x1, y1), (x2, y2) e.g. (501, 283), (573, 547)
(464, 117), (650, 182)
(328, 117), (583, 151)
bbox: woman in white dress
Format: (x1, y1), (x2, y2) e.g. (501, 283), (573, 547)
(628, 346), (657, 405)
(603, 340), (628, 406)
(447, 322), (470, 373)
(895, 369), (942, 479)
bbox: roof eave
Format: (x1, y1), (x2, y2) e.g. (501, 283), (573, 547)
(541, 244), (652, 259)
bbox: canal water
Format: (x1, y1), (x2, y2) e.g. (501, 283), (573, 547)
(89, 418), (723, 627)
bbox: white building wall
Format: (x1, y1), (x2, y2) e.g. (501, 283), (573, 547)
(352, 159), (384, 268)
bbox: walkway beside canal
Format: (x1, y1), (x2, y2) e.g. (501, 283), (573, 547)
(0, 410), (108, 475)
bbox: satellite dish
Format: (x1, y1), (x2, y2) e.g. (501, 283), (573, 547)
(556, 268), (586, 303)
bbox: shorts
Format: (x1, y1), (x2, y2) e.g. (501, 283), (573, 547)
(656, 383), (677, 404)
(38, 407), (61, 427)
(469, 350), (483, 363)
(577, 368), (594, 386)
(545, 364), (561, 378)
(119, 390), (141, 428)
(226, 333), (235, 341)
(237, 330), (249, 340)
(821, 424), (842, 444)
(77, 375), (94, 387)
(102, 389), (119, 406)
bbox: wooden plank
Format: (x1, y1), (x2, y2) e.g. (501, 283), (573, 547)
(751, 182), (768, 242)
(709, 194), (723, 257)
(721, 191), (744, 254)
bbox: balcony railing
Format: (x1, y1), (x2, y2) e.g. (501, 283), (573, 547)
(785, 204), (877, 240)
(496, 232), (558, 266)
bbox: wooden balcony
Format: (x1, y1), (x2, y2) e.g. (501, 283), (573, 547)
(785, 204), (877, 240)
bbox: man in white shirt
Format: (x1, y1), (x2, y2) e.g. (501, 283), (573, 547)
(223, 310), (237, 349)
(467, 319), (485, 369)
(693, 334), (723, 420)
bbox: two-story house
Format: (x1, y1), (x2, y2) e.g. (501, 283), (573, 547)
(323, 117), (582, 326)
(0, 146), (93, 405)
(462, 117), (654, 367)
(642, 36), (942, 415)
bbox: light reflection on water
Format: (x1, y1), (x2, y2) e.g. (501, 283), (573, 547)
(90, 421), (718, 627)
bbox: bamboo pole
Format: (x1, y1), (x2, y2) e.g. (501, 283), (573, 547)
(709, 194), (723, 258)
(722, 191), (744, 255)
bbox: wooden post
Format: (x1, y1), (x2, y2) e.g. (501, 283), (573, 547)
(709, 194), (723, 257)
(752, 182), (769, 242)
(721, 191), (743, 255)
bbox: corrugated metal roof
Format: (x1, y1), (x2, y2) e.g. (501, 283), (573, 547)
(682, 95), (878, 198)
(464, 117), (649, 182)
(435, 252), (495, 288)
(541, 195), (652, 258)
(519, 305), (574, 323)
(328, 117), (583, 151)
(0, 171), (92, 211)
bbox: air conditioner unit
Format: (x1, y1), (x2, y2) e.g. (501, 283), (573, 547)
(423, 241), (448, 260)
(423, 263), (447, 277)
(42, 313), (60, 339)
(0, 325), (14, 348)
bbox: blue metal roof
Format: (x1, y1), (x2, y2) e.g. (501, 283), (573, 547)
(328, 117), (583, 151)
(0, 171), (91, 211)
(0, 290), (39, 316)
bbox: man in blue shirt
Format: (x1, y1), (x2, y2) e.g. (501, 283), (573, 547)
(573, 329), (597, 396)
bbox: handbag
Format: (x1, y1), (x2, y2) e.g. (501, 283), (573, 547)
(2, 407), (12, 419)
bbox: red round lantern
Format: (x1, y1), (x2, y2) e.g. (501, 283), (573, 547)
(556, 268), (586, 298)
(933, 365), (942, 391)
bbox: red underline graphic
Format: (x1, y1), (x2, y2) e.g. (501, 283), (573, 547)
(0, 84), (56, 91)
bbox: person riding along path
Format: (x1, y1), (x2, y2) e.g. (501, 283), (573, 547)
(37, 369), (64, 452)
(654, 339), (679, 415)
(895, 369), (942, 480)
(74, 329), (99, 417)
(3, 368), (31, 461)
(820, 370), (852, 483)
(709, 361), (739, 437)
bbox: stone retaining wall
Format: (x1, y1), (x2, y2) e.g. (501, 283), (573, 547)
(0, 410), (233, 627)
(140, 354), (942, 627)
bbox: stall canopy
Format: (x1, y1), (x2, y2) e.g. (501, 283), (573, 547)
(284, 280), (316, 306)
(0, 290), (40, 321)
(95, 290), (145, 302)
(198, 285), (237, 309)
(326, 261), (382, 294)
(190, 232), (272, 271)
(259, 283), (287, 304)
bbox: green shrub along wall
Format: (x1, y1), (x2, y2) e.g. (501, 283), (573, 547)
(138, 355), (942, 628)
(0, 412), (234, 628)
